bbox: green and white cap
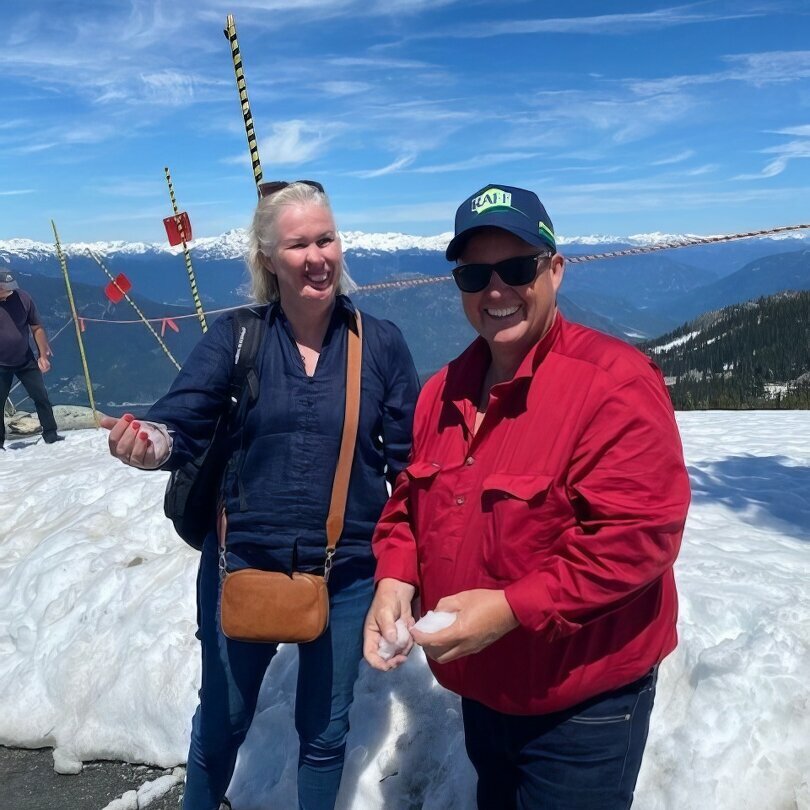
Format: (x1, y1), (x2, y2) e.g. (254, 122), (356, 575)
(446, 184), (556, 261)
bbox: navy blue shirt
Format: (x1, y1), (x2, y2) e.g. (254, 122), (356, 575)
(147, 296), (419, 581)
(0, 290), (40, 368)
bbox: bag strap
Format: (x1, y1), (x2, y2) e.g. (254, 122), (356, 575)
(229, 306), (267, 410)
(323, 310), (363, 581)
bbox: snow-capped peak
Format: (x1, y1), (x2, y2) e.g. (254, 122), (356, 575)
(338, 231), (454, 253)
(2, 227), (808, 264)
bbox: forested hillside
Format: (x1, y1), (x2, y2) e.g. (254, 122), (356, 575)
(642, 291), (810, 408)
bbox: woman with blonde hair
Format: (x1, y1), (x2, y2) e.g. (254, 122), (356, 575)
(103, 181), (419, 809)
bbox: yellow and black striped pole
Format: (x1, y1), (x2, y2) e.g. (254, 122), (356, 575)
(88, 251), (182, 371)
(52, 221), (100, 426)
(224, 14), (263, 191)
(164, 167), (207, 333)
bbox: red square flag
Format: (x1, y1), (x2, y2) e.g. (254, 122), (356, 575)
(163, 211), (192, 246)
(104, 273), (132, 304)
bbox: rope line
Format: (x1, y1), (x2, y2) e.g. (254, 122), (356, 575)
(88, 250), (182, 370)
(164, 166), (208, 333)
(564, 222), (810, 264)
(65, 221), (810, 325)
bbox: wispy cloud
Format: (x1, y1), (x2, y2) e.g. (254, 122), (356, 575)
(0, 189), (35, 197)
(411, 5), (764, 40)
(509, 90), (695, 146)
(549, 180), (806, 218)
(224, 120), (345, 167)
(320, 81), (372, 96)
(6, 142), (60, 155)
(327, 56), (434, 69)
(352, 154), (416, 178)
(735, 139), (810, 179)
(0, 119), (27, 132)
(683, 164), (719, 176)
(652, 149), (695, 166)
(773, 124), (810, 137)
(139, 70), (197, 107)
(2, 122), (120, 156)
(412, 151), (539, 174)
(630, 50), (810, 95)
(0, 0), (225, 117)
(198, 0), (462, 26)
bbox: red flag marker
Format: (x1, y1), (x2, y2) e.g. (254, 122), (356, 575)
(104, 273), (132, 304)
(163, 211), (192, 246)
(160, 318), (180, 337)
(79, 318), (86, 333)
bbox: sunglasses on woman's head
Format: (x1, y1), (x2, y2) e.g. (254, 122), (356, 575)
(452, 252), (553, 293)
(257, 179), (325, 198)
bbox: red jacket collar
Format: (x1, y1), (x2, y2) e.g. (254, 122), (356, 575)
(444, 311), (564, 409)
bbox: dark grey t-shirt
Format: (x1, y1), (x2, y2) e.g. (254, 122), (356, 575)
(0, 290), (40, 368)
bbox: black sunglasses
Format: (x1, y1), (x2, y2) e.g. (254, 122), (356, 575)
(452, 252), (553, 293)
(257, 179), (325, 199)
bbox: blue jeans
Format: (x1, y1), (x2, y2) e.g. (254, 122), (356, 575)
(462, 668), (658, 810)
(182, 536), (374, 810)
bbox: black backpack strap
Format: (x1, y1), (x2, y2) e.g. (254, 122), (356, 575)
(229, 306), (267, 412)
(163, 305), (268, 550)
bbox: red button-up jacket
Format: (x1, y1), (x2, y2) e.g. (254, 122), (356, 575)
(373, 315), (691, 715)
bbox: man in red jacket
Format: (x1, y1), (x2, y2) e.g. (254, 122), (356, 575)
(364, 184), (690, 809)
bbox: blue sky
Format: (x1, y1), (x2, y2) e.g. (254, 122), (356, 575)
(2, 1), (809, 243)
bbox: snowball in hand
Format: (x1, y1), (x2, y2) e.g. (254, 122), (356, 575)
(377, 618), (411, 661)
(412, 611), (457, 634)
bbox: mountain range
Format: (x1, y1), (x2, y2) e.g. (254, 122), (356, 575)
(2, 228), (809, 409)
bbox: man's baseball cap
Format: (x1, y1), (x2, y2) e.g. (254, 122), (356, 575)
(445, 184), (556, 261)
(0, 271), (19, 292)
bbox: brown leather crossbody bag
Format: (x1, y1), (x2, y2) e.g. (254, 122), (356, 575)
(219, 312), (363, 644)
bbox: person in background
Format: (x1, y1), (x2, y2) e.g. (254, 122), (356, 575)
(0, 270), (64, 449)
(102, 181), (420, 810)
(365, 184), (690, 809)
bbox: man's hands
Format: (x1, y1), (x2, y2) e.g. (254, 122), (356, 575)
(37, 350), (52, 373)
(100, 413), (171, 470)
(365, 584), (521, 671)
(410, 589), (519, 665)
(364, 578), (417, 671)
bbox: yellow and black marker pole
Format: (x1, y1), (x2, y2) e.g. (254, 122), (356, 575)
(88, 250), (182, 372)
(224, 14), (264, 192)
(52, 221), (100, 426)
(164, 167), (207, 333)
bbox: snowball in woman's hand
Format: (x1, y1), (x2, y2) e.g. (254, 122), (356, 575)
(412, 610), (457, 634)
(377, 618), (411, 661)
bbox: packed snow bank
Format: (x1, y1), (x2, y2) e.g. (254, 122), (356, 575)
(1, 412), (808, 809)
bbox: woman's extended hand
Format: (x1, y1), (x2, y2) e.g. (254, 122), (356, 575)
(100, 413), (171, 470)
(363, 578), (417, 672)
(410, 589), (519, 664)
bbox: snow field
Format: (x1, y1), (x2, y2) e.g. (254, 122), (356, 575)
(1, 412), (808, 809)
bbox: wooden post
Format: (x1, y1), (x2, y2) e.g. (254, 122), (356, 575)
(164, 167), (207, 333)
(52, 220), (100, 426)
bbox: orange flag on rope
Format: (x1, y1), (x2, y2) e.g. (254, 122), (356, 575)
(163, 212), (192, 246)
(161, 318), (180, 337)
(104, 273), (132, 304)
(79, 318), (86, 333)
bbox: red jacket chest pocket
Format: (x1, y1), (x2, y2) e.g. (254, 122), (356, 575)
(480, 473), (566, 581)
(405, 460), (442, 544)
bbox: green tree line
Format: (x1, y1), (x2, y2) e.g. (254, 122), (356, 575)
(641, 291), (810, 409)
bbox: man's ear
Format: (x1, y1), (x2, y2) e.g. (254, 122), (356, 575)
(549, 253), (565, 292)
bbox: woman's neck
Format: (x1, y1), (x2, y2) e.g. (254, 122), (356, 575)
(281, 295), (335, 350)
